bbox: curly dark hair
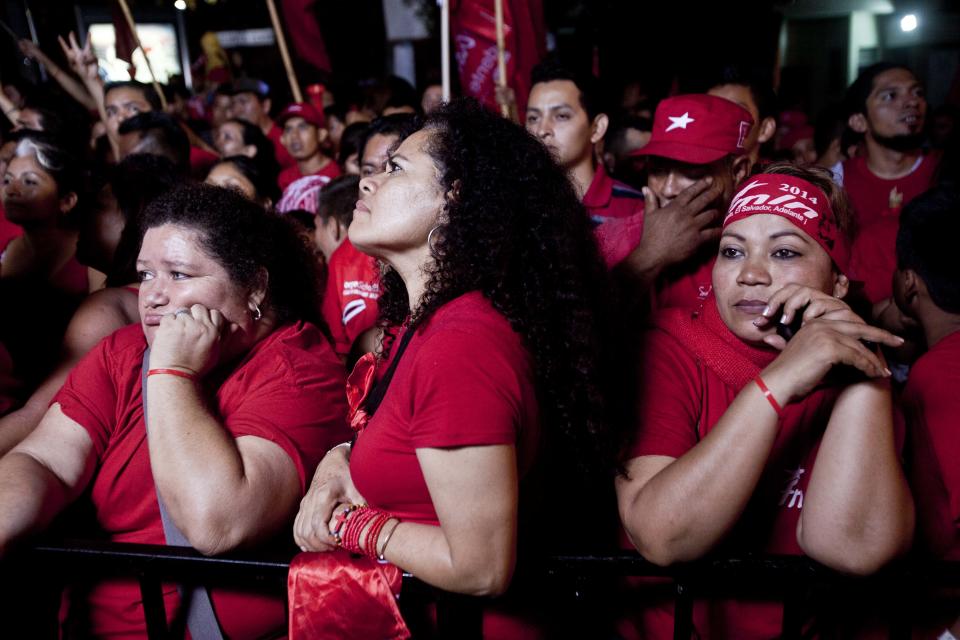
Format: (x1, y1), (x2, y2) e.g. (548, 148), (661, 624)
(139, 182), (321, 326)
(101, 153), (179, 286)
(377, 98), (613, 474)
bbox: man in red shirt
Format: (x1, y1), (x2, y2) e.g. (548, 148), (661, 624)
(596, 94), (753, 310)
(840, 63), (936, 229)
(358, 114), (422, 178)
(841, 64), (939, 313)
(893, 186), (960, 557)
(277, 174), (380, 360)
(276, 103), (340, 193)
(525, 59), (643, 224)
(230, 78), (295, 169)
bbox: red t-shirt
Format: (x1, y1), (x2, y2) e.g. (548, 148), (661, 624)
(842, 152), (940, 230)
(320, 239), (380, 357)
(278, 157), (342, 194)
(0, 238), (88, 300)
(904, 331), (960, 561)
(350, 291), (539, 526)
(650, 249), (716, 312)
(849, 216), (899, 304)
(189, 145), (220, 179)
(594, 210), (644, 269)
(266, 122), (296, 169)
(0, 201), (22, 250)
(583, 164), (644, 225)
(53, 322), (350, 639)
(593, 206), (716, 312)
(624, 304), (841, 639)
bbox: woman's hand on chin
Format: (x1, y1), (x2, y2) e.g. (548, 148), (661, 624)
(758, 290), (905, 403)
(753, 284), (860, 337)
(294, 444), (367, 552)
(148, 304), (231, 377)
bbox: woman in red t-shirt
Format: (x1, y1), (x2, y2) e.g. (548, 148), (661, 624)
(0, 132), (89, 297)
(0, 154), (179, 457)
(0, 183), (350, 638)
(292, 98), (610, 635)
(616, 163), (914, 638)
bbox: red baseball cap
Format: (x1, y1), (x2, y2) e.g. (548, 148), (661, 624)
(277, 102), (325, 129)
(633, 94), (754, 164)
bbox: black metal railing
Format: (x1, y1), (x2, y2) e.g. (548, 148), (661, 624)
(4, 540), (959, 639)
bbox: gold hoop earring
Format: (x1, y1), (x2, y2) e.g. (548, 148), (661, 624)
(251, 303), (262, 321)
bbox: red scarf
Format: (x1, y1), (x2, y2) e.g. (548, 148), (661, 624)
(652, 298), (777, 391)
(288, 551), (409, 639)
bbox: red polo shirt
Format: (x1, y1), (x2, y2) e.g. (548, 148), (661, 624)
(583, 164), (644, 225)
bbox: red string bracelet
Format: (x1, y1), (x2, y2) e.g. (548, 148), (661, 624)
(147, 368), (197, 381)
(754, 376), (784, 418)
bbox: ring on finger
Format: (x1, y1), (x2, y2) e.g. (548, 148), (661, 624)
(174, 308), (190, 318)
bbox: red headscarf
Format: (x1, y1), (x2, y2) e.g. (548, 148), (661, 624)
(724, 174), (851, 275)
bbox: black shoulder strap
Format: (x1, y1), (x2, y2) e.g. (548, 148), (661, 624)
(362, 323), (417, 418)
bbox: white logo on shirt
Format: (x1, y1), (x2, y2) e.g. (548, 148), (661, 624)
(779, 467), (805, 509)
(342, 299), (367, 325)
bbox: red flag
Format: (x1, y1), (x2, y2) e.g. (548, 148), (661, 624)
(452, 0), (545, 115)
(111, 1), (138, 78)
(280, 0), (332, 73)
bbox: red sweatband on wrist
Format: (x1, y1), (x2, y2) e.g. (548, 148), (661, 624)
(147, 368), (197, 381)
(754, 376), (784, 418)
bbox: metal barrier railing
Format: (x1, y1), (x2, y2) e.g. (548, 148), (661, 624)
(3, 540), (959, 639)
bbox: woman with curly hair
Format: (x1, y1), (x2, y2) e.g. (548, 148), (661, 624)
(293, 98), (610, 636)
(616, 163), (914, 638)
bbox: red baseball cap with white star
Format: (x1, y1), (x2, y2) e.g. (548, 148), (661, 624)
(633, 94), (754, 164)
(277, 102), (325, 129)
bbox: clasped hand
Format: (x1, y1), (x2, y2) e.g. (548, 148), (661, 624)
(148, 304), (231, 377)
(294, 444), (367, 552)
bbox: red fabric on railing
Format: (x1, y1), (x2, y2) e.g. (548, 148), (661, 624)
(288, 550), (409, 639)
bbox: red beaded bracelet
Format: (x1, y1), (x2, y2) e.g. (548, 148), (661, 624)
(754, 376), (784, 418)
(147, 368), (197, 381)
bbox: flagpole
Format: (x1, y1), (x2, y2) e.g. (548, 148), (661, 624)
(440, 0), (450, 102)
(115, 0), (167, 110)
(265, 0), (304, 103)
(493, 0), (508, 117)
(23, 4), (46, 82)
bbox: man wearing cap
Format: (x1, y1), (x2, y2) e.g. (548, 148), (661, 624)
(230, 78), (295, 169)
(276, 102), (340, 193)
(596, 94), (753, 311)
(525, 59), (643, 224)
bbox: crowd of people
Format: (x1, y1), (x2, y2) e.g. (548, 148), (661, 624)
(0, 25), (958, 639)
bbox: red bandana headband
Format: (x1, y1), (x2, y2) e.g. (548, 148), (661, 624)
(723, 174), (850, 274)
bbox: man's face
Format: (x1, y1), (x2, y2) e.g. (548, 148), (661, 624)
(708, 84), (761, 155)
(215, 122), (248, 157)
(864, 68), (926, 140)
(105, 87), (153, 137)
(525, 80), (595, 169)
(360, 132), (400, 177)
(281, 117), (321, 161)
(211, 94), (233, 128)
(231, 92), (267, 127)
(646, 156), (736, 209)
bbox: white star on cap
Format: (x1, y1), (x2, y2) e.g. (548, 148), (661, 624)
(666, 112), (695, 132)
